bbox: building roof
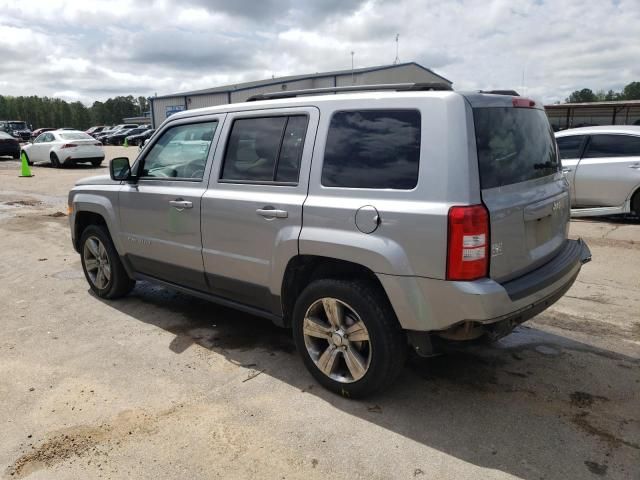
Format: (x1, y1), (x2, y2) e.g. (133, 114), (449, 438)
(555, 125), (640, 137)
(546, 100), (640, 109)
(153, 62), (452, 100)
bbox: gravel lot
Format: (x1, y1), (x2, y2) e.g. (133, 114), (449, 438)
(0, 147), (639, 479)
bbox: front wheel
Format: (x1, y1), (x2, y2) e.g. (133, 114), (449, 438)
(292, 279), (407, 398)
(50, 152), (61, 168)
(80, 225), (135, 299)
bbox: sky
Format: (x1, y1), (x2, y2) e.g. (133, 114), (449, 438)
(1, 0), (638, 105)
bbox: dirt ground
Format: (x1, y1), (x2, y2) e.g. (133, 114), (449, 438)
(0, 148), (639, 480)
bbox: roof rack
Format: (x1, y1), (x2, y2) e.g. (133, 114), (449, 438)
(246, 82), (453, 101)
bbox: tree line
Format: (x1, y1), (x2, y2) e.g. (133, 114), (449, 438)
(565, 81), (640, 103)
(0, 95), (150, 130)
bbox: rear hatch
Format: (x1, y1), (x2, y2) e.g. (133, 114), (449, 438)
(468, 95), (570, 282)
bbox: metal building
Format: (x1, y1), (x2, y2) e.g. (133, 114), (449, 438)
(149, 62), (452, 127)
(545, 100), (640, 130)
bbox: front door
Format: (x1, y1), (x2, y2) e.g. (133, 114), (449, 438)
(556, 134), (586, 205)
(574, 134), (640, 207)
(201, 107), (318, 313)
(118, 116), (224, 291)
(29, 132), (55, 163)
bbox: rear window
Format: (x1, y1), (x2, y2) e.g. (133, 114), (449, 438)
(583, 134), (640, 158)
(474, 108), (558, 189)
(60, 132), (93, 140)
(322, 109), (421, 189)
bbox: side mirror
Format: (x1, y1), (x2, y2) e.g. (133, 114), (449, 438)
(110, 157), (131, 181)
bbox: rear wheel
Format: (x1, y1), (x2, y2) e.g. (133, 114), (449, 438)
(292, 279), (407, 398)
(50, 152), (61, 168)
(91, 159), (103, 168)
(80, 224), (135, 299)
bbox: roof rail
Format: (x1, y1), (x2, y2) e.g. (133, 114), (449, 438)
(246, 82), (453, 101)
(480, 89), (521, 96)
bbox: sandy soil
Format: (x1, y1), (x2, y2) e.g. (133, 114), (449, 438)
(0, 149), (638, 479)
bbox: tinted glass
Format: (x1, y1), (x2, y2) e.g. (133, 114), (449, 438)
(556, 135), (585, 160)
(474, 107), (558, 189)
(60, 132), (93, 140)
(142, 121), (217, 180)
(275, 116), (308, 182)
(322, 110), (421, 189)
(584, 134), (640, 158)
(221, 117), (287, 182)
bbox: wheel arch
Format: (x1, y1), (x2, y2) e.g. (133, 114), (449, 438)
(280, 255), (395, 328)
(71, 194), (122, 254)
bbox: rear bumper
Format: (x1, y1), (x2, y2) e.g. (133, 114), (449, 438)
(377, 238), (591, 332)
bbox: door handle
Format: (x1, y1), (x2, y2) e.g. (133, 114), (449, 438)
(629, 164), (640, 169)
(562, 167), (572, 173)
(256, 207), (288, 219)
(169, 199), (193, 210)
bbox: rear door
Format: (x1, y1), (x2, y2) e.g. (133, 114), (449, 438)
(472, 101), (570, 282)
(574, 134), (640, 207)
(201, 107), (318, 313)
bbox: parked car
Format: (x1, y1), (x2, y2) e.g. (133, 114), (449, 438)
(86, 126), (109, 137)
(107, 125), (150, 145)
(68, 85), (591, 397)
(96, 124), (139, 143)
(0, 131), (20, 159)
(556, 125), (640, 217)
(127, 128), (155, 146)
(0, 120), (32, 142)
(22, 130), (104, 168)
(31, 127), (56, 139)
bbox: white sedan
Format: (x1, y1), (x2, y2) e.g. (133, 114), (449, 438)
(22, 130), (105, 168)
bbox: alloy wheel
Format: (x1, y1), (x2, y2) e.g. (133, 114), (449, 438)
(83, 236), (111, 290)
(302, 298), (372, 383)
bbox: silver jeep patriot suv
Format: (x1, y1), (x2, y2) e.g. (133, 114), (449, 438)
(69, 83), (591, 397)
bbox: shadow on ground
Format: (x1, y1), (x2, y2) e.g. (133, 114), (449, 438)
(103, 281), (640, 480)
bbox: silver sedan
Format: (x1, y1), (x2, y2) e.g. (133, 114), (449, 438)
(556, 125), (640, 217)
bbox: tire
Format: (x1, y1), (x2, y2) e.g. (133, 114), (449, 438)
(79, 224), (135, 299)
(50, 152), (61, 168)
(292, 279), (407, 398)
(632, 190), (640, 216)
(13, 152), (20, 160)
(91, 159), (103, 168)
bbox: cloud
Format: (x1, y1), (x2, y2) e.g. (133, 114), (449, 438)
(0, 0), (638, 105)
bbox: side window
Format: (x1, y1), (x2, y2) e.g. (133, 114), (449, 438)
(584, 135), (640, 158)
(321, 109), (421, 189)
(34, 134), (45, 143)
(221, 115), (308, 183)
(141, 121), (217, 180)
(43, 133), (54, 142)
(556, 135), (585, 160)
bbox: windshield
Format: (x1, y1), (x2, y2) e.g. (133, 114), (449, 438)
(473, 107), (558, 189)
(60, 132), (93, 140)
(9, 122), (27, 130)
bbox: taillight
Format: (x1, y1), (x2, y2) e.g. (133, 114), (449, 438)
(60, 143), (77, 149)
(446, 205), (489, 281)
(512, 97), (535, 108)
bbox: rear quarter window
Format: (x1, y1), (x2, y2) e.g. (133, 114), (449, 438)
(474, 107), (558, 189)
(321, 109), (421, 189)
